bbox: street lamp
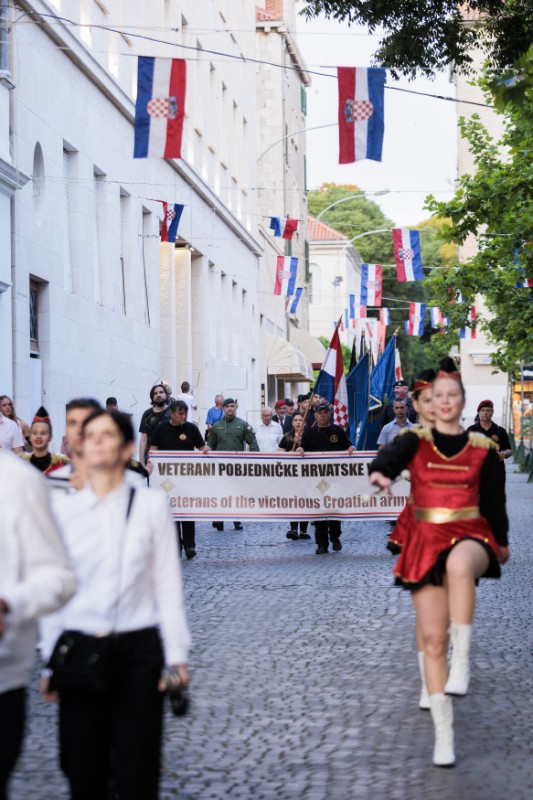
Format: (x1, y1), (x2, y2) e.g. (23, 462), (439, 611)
(316, 191), (390, 220)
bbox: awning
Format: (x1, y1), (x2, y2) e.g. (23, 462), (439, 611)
(265, 334), (314, 382)
(289, 328), (327, 370)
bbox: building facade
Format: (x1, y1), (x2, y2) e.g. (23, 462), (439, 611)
(1, 0), (318, 443)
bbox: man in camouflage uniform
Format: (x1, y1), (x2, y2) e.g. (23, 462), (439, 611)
(208, 398), (259, 531)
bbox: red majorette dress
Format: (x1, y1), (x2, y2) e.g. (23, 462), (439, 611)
(370, 428), (509, 590)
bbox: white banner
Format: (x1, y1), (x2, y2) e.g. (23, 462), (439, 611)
(149, 452), (410, 522)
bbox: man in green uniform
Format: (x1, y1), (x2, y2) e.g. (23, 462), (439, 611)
(208, 398), (259, 531)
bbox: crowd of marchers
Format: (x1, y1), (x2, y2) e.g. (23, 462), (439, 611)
(0, 369), (513, 793)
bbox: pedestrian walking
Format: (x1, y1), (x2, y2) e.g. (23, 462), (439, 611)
(255, 407), (283, 452)
(0, 452), (76, 800)
(21, 407), (70, 475)
(0, 398), (25, 454)
(380, 379), (417, 427)
(175, 381), (198, 422)
(208, 398), (259, 531)
(138, 384), (171, 465)
(149, 400), (208, 559)
(467, 399), (512, 495)
(40, 410), (191, 800)
(47, 398), (102, 492)
(296, 402), (354, 554)
(205, 394), (224, 440)
(377, 398), (414, 448)
(369, 359), (510, 767)
(278, 412), (310, 540)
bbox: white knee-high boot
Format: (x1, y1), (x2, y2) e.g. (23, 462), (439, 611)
(418, 651), (430, 710)
(445, 622), (472, 696)
(429, 693), (455, 767)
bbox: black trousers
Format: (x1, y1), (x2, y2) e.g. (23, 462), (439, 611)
(59, 627), (164, 800)
(290, 521), (309, 533)
(315, 521), (341, 549)
(175, 521), (195, 553)
(0, 688), (26, 800)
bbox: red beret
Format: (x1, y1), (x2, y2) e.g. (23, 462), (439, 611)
(477, 399), (494, 412)
(274, 400), (286, 410)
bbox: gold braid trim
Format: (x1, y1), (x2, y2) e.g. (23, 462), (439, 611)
(467, 432), (499, 450)
(398, 426), (433, 442)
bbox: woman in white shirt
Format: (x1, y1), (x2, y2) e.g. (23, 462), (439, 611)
(41, 410), (190, 800)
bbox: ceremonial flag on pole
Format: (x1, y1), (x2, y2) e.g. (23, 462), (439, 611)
(337, 67), (386, 164)
(349, 294), (367, 319)
(313, 322), (349, 430)
(274, 256), (298, 296)
(392, 229), (424, 282)
(269, 217), (299, 240)
(379, 307), (390, 325)
(357, 334), (397, 449)
(394, 347), (403, 381)
(360, 263), (382, 306)
(460, 306), (477, 339)
(134, 57), (186, 159)
(404, 302), (426, 336)
(160, 202), (184, 243)
(289, 287), (303, 314)
(347, 351), (370, 446)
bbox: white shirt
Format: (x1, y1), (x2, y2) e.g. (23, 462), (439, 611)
(255, 420), (283, 452)
(0, 452), (76, 693)
(0, 413), (25, 451)
(175, 392), (198, 420)
(40, 480), (191, 665)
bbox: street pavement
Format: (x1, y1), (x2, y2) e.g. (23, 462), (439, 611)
(11, 461), (533, 800)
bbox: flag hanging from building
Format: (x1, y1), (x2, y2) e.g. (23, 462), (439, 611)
(134, 57), (186, 159)
(349, 294), (367, 319)
(289, 287), (303, 314)
(337, 67), (386, 164)
(274, 256), (298, 296)
(313, 322), (349, 430)
(269, 217), (299, 240)
(160, 202), (185, 243)
(392, 229), (424, 282)
(429, 306), (449, 329)
(360, 263), (382, 306)
(404, 302), (426, 336)
(460, 306), (477, 339)
(379, 307), (390, 325)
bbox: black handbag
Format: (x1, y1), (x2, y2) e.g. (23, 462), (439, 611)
(47, 630), (109, 692)
(47, 486), (136, 693)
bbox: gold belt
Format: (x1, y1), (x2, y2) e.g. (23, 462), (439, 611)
(415, 506), (480, 524)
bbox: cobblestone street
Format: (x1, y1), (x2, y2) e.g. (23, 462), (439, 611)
(12, 463), (533, 800)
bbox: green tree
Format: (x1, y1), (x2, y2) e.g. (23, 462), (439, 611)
(425, 69), (533, 372)
(308, 184), (440, 381)
(301, 1), (533, 78)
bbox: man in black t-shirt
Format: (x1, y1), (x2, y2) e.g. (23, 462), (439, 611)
(149, 400), (208, 559)
(138, 384), (171, 464)
(297, 402), (354, 555)
(467, 399), (512, 494)
(381, 380), (417, 428)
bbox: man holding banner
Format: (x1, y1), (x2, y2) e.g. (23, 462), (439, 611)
(297, 402), (355, 554)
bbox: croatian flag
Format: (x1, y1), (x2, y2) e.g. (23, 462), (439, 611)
(379, 307), (390, 325)
(313, 323), (349, 430)
(289, 287), (303, 314)
(274, 256), (298, 296)
(134, 57), (186, 159)
(404, 302), (426, 336)
(269, 217), (299, 240)
(160, 202), (184, 243)
(429, 307), (444, 328)
(360, 263), (382, 306)
(349, 295), (367, 319)
(337, 67), (386, 164)
(392, 229), (424, 282)
(395, 348), (403, 381)
(460, 306), (477, 339)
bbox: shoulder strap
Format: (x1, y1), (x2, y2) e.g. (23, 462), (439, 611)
(126, 486), (136, 521)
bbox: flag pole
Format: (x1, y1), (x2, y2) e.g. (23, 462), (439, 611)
(291, 317), (343, 452)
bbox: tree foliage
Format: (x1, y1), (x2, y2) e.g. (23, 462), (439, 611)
(308, 184), (453, 380)
(425, 67), (533, 373)
(301, 1), (533, 78)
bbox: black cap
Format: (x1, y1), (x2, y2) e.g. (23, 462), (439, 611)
(315, 401), (331, 411)
(106, 397), (118, 406)
(297, 392), (312, 402)
(393, 379), (409, 387)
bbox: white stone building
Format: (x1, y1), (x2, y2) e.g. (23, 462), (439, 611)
(255, 0), (318, 404)
(307, 215), (362, 349)
(1, 0), (270, 443)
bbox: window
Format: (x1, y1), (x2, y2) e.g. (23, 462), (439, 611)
(62, 148), (73, 292)
(29, 280), (39, 352)
(119, 190), (129, 314)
